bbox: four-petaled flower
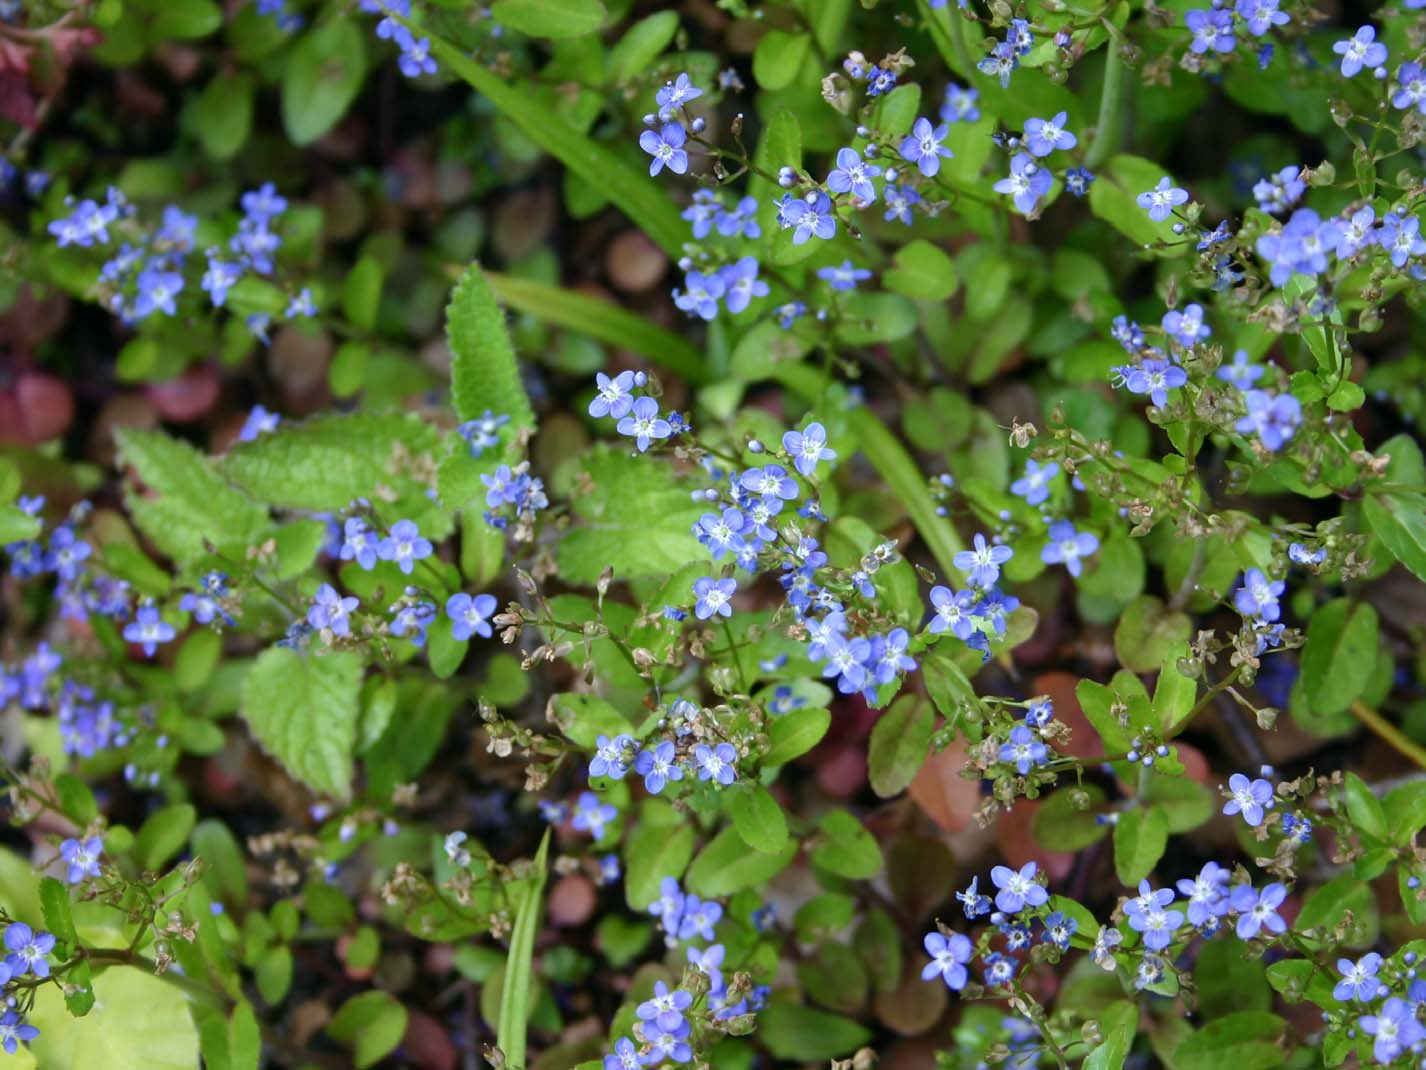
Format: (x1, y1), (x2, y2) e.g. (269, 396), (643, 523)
(1332, 25), (1386, 78)
(921, 931), (973, 989)
(782, 422), (837, 477)
(899, 117), (954, 176)
(378, 519), (433, 575)
(1040, 520), (1100, 577)
(694, 742), (738, 785)
(955, 532), (1014, 589)
(3, 923), (55, 979)
(1222, 772), (1275, 826)
(1136, 177), (1188, 222)
(693, 576), (737, 620)
(446, 592), (497, 640)
(990, 862), (1047, 914)
(640, 122), (689, 177)
(1023, 111), (1076, 157)
(59, 836), (103, 883)
(993, 153), (1053, 216)
(1229, 881), (1287, 939)
(617, 396), (674, 452)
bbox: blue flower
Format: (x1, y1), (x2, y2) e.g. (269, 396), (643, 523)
(977, 42), (1019, 88)
(643, 1020), (693, 1063)
(589, 733), (634, 780)
(866, 66), (897, 95)
(389, 598), (436, 645)
(1288, 542), (1326, 567)
(1359, 997), (1424, 1064)
(1393, 62), (1426, 114)
(673, 269), (726, 321)
(616, 396), (673, 452)
(1023, 111), (1076, 157)
(1063, 166), (1095, 197)
(1176, 861), (1230, 926)
(1229, 881), (1287, 939)
(656, 72), (702, 118)
(677, 894), (722, 941)
(1253, 165), (1305, 215)
(340, 517), (379, 570)
(638, 981), (693, 1033)
(1235, 0), (1288, 35)
(697, 508), (747, 560)
(883, 183), (922, 224)
(956, 876), (992, 918)
(1040, 520), (1099, 577)
(1217, 349), (1265, 390)
(1124, 881), (1184, 950)
(43, 526), (90, 582)
(692, 576), (737, 620)
(899, 117), (954, 176)
(308, 584), (358, 637)
(717, 256), (769, 314)
(1233, 568), (1284, 621)
(122, 605), (175, 657)
(990, 862), (1046, 914)
(392, 25), (436, 77)
(1111, 315), (1144, 351)
(640, 122), (689, 177)
(993, 153), (1052, 216)
(821, 633), (871, 694)
(826, 147), (881, 203)
(817, 259), (872, 292)
(0, 1011), (39, 1056)
(1121, 358), (1187, 407)
(1334, 953), (1385, 1003)
(634, 740), (682, 794)
(781, 191), (837, 244)
(571, 791), (617, 839)
(1235, 391), (1301, 451)
(782, 422), (837, 478)
(941, 84), (980, 123)
(954, 532), (1013, 589)
(694, 742), (737, 785)
(59, 836), (103, 883)
(873, 628), (916, 683)
(1010, 459), (1058, 505)
(921, 931), (972, 989)
(688, 942), (725, 987)
(982, 951), (1018, 987)
(740, 464), (798, 500)
(238, 404), (280, 442)
(603, 1037), (639, 1070)
(3, 923), (55, 979)
(378, 519), (432, 575)
(1161, 303), (1211, 347)
(1222, 772), (1275, 826)
(134, 266), (184, 319)
(1136, 177), (1188, 222)
(649, 877), (685, 933)
(1332, 25), (1386, 78)
(590, 371), (636, 419)
(1041, 911), (1077, 950)
(1379, 212), (1426, 268)
(1184, 8), (1234, 53)
(999, 725), (1048, 774)
(446, 592), (497, 640)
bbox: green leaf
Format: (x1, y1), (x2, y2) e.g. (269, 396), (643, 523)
(447, 264), (535, 430)
(763, 705), (831, 766)
(228, 1002), (261, 1070)
(1083, 1000), (1138, 1070)
(1195, 940), (1270, 1019)
(811, 811), (883, 880)
(115, 428), (268, 564)
(343, 256), (384, 334)
(1300, 598), (1378, 717)
(25, 966), (199, 1070)
(1363, 491), (1426, 584)
(727, 784), (789, 854)
(0, 503), (41, 544)
(1112, 805), (1168, 885)
(485, 271), (703, 384)
(425, 32), (686, 255)
(1032, 784), (1109, 852)
(555, 446), (703, 585)
(1113, 595), (1191, 674)
(190, 72), (254, 159)
(490, 0), (606, 38)
(1089, 154), (1187, 251)
(282, 19), (368, 146)
(757, 1003), (871, 1062)
(153, 0), (221, 38)
(867, 694), (933, 798)
(883, 239), (959, 301)
(1154, 642), (1198, 733)
(607, 12), (679, 83)
(753, 30), (810, 90)
(220, 411), (440, 514)
(686, 827), (797, 896)
(1343, 772), (1387, 842)
(1385, 779), (1426, 847)
(328, 991), (409, 1069)
(240, 648), (364, 801)
(497, 831), (549, 1070)
(1173, 1011), (1285, 1070)
(624, 820), (694, 909)
(1295, 875), (1378, 950)
(136, 803), (197, 871)
(192, 819), (250, 906)
(40, 876), (78, 947)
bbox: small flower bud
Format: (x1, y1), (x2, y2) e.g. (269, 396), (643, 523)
(748, 439), (763, 453)
(777, 166), (796, 187)
(691, 116), (707, 133)
(633, 370), (648, 387)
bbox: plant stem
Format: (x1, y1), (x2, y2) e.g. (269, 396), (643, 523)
(1350, 700), (1426, 772)
(1085, 42), (1124, 170)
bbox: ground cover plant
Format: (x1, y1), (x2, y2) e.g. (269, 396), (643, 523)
(3, 0), (1426, 1067)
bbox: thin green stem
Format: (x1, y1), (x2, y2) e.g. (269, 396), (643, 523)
(1350, 700), (1426, 772)
(1085, 42), (1124, 170)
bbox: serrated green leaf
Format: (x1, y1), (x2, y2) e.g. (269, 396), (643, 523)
(116, 428), (267, 564)
(240, 648), (363, 801)
(447, 265), (535, 430)
(1363, 491), (1426, 584)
